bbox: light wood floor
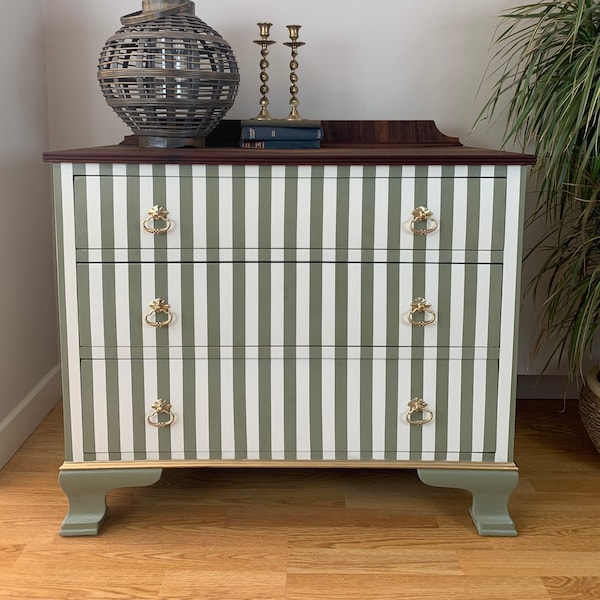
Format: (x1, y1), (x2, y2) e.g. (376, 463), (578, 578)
(0, 399), (599, 600)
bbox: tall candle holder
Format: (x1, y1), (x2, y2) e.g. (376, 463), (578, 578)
(283, 24), (305, 121)
(252, 22), (276, 120)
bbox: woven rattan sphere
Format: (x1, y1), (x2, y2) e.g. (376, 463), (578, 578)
(98, 4), (240, 147)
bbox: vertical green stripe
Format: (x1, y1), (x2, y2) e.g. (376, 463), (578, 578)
(492, 174), (507, 251)
(484, 360), (499, 453)
(360, 168), (375, 457)
(283, 168), (298, 455)
(126, 165), (141, 262)
(181, 263), (197, 458)
(179, 165), (194, 249)
(80, 361), (95, 458)
(152, 165), (167, 253)
(74, 177), (88, 249)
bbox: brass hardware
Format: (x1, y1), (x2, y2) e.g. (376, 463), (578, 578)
(404, 398), (434, 426)
(142, 205), (172, 234)
(283, 25), (305, 121)
(410, 206), (438, 235)
(147, 399), (175, 428)
(408, 298), (436, 327)
(253, 23), (276, 120)
(144, 298), (174, 328)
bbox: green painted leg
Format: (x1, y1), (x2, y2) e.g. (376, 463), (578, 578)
(417, 468), (519, 536)
(58, 468), (162, 536)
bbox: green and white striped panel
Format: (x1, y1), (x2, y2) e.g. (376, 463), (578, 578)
(76, 261), (503, 352)
(72, 164), (507, 260)
(79, 354), (498, 462)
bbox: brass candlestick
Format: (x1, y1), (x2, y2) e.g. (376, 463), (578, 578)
(283, 24), (305, 121)
(253, 22), (276, 120)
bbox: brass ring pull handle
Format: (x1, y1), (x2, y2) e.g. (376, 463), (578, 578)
(144, 298), (174, 328)
(142, 205), (172, 235)
(410, 206), (438, 236)
(408, 298), (436, 327)
(147, 399), (175, 428)
(404, 398), (434, 426)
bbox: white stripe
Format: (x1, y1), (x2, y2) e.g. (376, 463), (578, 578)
(321, 358), (336, 459)
(478, 169), (496, 252)
(145, 358), (160, 460)
(400, 167), (416, 250)
(398, 263), (414, 347)
(346, 263), (361, 346)
(296, 168), (311, 249)
(220, 358), (235, 459)
(347, 168), (363, 249)
(112, 165), (128, 250)
(321, 169), (337, 250)
(423, 262), (439, 347)
(452, 174), (468, 256)
(296, 359), (311, 459)
(165, 166), (181, 251)
(475, 265), (492, 347)
(141, 263), (158, 348)
(396, 359), (412, 457)
(372, 264), (387, 345)
(296, 263), (311, 348)
(271, 263), (285, 346)
(245, 262), (259, 347)
(167, 262), (183, 347)
(219, 262), (233, 346)
(321, 263), (336, 346)
(195, 357), (210, 459)
(425, 169), (442, 260)
(421, 359), (437, 460)
(471, 361), (488, 461)
(139, 164), (155, 251)
(374, 167), (389, 249)
(193, 263), (209, 347)
(91, 360), (108, 455)
(371, 359), (386, 458)
(245, 169), (260, 249)
(169, 358), (185, 458)
(86, 265), (105, 349)
(271, 358), (285, 459)
(192, 165), (208, 250)
(117, 359), (134, 460)
(346, 359), (361, 458)
(245, 358), (260, 459)
(271, 175), (285, 249)
(85, 166), (101, 249)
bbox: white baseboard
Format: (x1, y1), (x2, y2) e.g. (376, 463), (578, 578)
(517, 374), (580, 400)
(0, 364), (61, 470)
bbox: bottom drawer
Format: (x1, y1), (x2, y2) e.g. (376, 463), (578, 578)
(77, 356), (500, 462)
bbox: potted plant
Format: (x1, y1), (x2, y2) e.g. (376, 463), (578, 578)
(478, 0), (600, 452)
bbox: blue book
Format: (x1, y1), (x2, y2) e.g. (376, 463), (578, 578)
(240, 140), (321, 149)
(241, 126), (323, 141)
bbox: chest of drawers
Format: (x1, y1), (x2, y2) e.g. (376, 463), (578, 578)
(45, 121), (535, 536)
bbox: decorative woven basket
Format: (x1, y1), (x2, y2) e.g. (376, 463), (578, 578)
(579, 368), (600, 454)
(98, 0), (239, 148)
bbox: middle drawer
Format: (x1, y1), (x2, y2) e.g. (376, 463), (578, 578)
(78, 262), (502, 349)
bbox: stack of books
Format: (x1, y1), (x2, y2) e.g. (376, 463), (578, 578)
(240, 119), (322, 149)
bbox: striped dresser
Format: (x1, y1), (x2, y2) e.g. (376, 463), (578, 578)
(44, 122), (535, 536)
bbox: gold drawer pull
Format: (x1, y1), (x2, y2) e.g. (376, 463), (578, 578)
(147, 399), (175, 428)
(408, 298), (436, 327)
(142, 205), (172, 234)
(404, 398), (434, 426)
(144, 298), (174, 328)
(410, 206), (438, 236)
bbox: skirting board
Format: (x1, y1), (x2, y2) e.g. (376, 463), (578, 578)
(0, 364), (61, 470)
(517, 374), (580, 400)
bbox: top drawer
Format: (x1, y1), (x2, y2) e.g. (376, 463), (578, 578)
(73, 164), (508, 255)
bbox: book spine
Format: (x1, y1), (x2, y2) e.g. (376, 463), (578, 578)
(240, 140), (321, 149)
(241, 126), (323, 141)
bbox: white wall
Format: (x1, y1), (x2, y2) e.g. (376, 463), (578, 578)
(0, 0), (61, 469)
(41, 1), (564, 391)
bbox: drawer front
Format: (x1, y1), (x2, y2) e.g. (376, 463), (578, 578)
(78, 262), (503, 350)
(73, 164), (507, 255)
(79, 357), (499, 462)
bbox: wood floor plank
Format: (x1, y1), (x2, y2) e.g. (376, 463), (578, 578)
(542, 577), (600, 600)
(285, 574), (551, 600)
